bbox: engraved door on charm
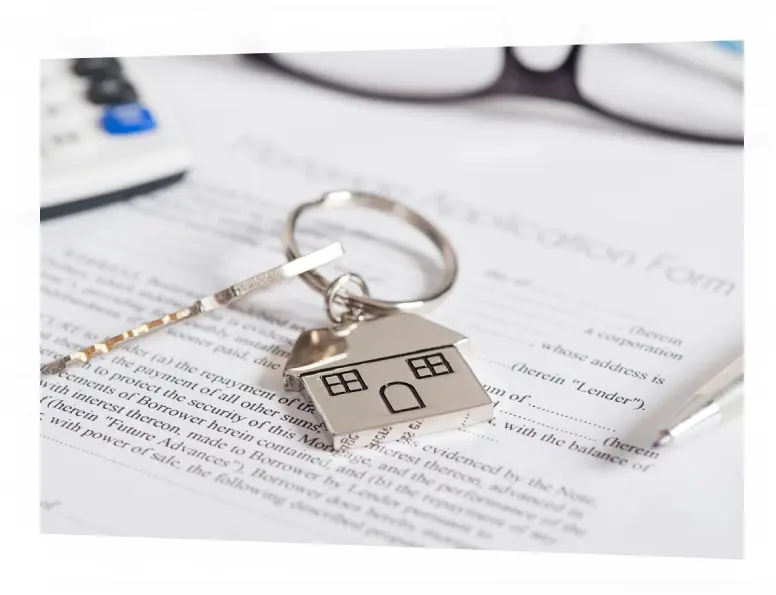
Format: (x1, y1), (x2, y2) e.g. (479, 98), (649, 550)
(379, 381), (425, 413)
(316, 350), (456, 417)
(378, 351), (455, 414)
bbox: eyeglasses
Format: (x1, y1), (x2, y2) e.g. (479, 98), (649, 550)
(243, 44), (743, 146)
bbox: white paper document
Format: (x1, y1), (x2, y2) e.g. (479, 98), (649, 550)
(39, 55), (743, 558)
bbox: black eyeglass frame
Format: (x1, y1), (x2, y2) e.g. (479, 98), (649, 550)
(242, 46), (743, 146)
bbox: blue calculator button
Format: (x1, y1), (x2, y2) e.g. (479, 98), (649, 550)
(101, 103), (157, 135)
(715, 40), (743, 54)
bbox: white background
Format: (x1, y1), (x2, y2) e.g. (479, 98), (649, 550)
(1, 0), (774, 593)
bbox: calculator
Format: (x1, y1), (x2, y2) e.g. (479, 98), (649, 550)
(40, 57), (190, 221)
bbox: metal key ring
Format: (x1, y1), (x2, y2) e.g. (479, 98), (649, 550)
(324, 272), (369, 324)
(283, 190), (458, 318)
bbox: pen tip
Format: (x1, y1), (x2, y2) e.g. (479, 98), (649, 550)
(652, 430), (672, 448)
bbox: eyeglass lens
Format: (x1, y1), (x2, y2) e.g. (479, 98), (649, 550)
(270, 43), (742, 140)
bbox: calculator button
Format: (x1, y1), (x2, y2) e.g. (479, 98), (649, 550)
(41, 102), (67, 118)
(72, 58), (122, 78)
(43, 100), (100, 128)
(41, 103), (98, 131)
(48, 130), (81, 147)
(87, 76), (138, 105)
(100, 103), (157, 135)
(42, 126), (101, 159)
(43, 81), (97, 110)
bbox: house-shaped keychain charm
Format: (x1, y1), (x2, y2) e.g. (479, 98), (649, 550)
(283, 313), (494, 450)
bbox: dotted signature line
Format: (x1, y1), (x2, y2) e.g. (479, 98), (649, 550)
(501, 412), (597, 441)
(524, 403), (615, 433)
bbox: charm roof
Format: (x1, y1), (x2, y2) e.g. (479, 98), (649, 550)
(283, 313), (467, 381)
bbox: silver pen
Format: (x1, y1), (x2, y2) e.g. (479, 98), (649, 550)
(653, 354), (744, 447)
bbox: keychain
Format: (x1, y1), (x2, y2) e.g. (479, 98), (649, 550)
(40, 243), (344, 375)
(281, 190), (494, 450)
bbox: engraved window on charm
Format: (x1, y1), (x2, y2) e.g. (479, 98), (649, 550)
(407, 353), (454, 379)
(321, 370), (367, 396)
